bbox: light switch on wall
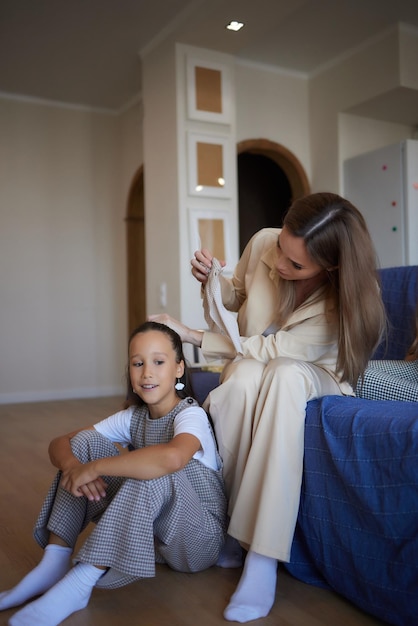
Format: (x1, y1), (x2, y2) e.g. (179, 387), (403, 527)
(159, 282), (167, 308)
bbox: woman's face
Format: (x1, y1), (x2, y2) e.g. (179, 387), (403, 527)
(275, 226), (324, 281)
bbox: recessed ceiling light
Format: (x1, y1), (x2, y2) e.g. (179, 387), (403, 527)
(226, 20), (244, 32)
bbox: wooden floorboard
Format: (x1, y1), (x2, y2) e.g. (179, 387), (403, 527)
(0, 397), (386, 625)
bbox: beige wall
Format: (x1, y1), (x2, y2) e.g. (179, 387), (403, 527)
(142, 41), (181, 321)
(310, 25), (415, 191)
(174, 44), (239, 352)
(2, 26), (417, 402)
(339, 113), (413, 192)
(235, 61), (310, 180)
(400, 24), (418, 88)
(0, 97), (142, 402)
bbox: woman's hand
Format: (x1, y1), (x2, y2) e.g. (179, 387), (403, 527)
(148, 314), (203, 347)
(190, 249), (225, 286)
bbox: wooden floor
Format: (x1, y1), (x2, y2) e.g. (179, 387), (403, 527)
(0, 396), (387, 626)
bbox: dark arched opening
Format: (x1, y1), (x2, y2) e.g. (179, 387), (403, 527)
(237, 139), (310, 253)
(238, 152), (292, 253)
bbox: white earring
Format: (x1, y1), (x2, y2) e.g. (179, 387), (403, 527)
(175, 378), (185, 391)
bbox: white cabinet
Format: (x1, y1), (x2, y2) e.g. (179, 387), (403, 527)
(343, 140), (418, 268)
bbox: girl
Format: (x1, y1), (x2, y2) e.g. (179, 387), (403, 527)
(1, 321), (227, 626)
(151, 192), (387, 623)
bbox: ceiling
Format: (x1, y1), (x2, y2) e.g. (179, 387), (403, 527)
(1, 0), (418, 113)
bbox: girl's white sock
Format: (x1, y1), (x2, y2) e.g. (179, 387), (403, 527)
(223, 550), (278, 623)
(8, 563), (104, 626)
(0, 544), (72, 611)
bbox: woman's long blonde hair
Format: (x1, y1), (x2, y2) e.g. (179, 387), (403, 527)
(405, 303), (418, 361)
(279, 192), (387, 387)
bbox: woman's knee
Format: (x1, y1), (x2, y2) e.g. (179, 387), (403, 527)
(263, 357), (339, 398)
(220, 358), (265, 394)
(261, 358), (318, 398)
(263, 357), (305, 381)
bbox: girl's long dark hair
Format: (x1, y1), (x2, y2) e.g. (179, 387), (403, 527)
(125, 321), (195, 407)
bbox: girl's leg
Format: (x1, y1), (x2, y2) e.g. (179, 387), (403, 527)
(225, 358), (342, 623)
(356, 360), (418, 401)
(76, 467), (226, 589)
(1, 430), (122, 612)
(0, 543), (72, 611)
(8, 563), (105, 626)
(153, 465), (226, 574)
(34, 430), (123, 550)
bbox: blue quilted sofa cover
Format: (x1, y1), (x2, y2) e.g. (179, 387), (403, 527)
(190, 265), (418, 626)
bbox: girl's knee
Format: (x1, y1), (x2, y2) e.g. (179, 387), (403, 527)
(71, 428), (102, 448)
(70, 429), (119, 461)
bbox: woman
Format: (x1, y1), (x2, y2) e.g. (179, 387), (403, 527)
(151, 192), (386, 623)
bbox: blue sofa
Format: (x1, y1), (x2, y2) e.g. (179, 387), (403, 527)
(190, 265), (418, 626)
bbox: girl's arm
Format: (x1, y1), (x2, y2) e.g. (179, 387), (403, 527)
(48, 425), (96, 471)
(49, 426), (108, 501)
(59, 433), (201, 499)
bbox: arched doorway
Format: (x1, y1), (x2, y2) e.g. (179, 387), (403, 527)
(126, 166), (146, 334)
(237, 139), (310, 253)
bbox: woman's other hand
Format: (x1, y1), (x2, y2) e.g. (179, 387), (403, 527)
(190, 249), (225, 286)
(148, 314), (203, 347)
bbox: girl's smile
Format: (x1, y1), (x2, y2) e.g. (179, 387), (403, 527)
(129, 330), (184, 419)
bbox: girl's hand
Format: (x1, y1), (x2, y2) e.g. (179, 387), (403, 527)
(190, 249), (225, 286)
(60, 461), (108, 501)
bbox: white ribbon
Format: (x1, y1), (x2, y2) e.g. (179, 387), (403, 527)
(202, 258), (242, 355)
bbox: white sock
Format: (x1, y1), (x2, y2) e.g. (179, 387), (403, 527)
(223, 550), (278, 623)
(8, 563), (104, 626)
(216, 535), (244, 568)
(0, 544), (72, 611)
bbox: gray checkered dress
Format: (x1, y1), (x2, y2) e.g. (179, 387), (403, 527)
(34, 398), (227, 589)
(356, 359), (418, 402)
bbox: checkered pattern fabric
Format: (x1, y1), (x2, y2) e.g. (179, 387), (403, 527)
(34, 398), (227, 589)
(356, 359), (418, 402)
(203, 257), (242, 353)
(373, 266), (418, 360)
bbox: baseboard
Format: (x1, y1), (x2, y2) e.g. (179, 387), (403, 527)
(0, 385), (125, 405)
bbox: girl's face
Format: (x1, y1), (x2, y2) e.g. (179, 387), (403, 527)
(275, 226), (324, 281)
(129, 330), (184, 419)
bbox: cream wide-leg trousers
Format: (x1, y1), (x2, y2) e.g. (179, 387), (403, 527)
(204, 356), (342, 562)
